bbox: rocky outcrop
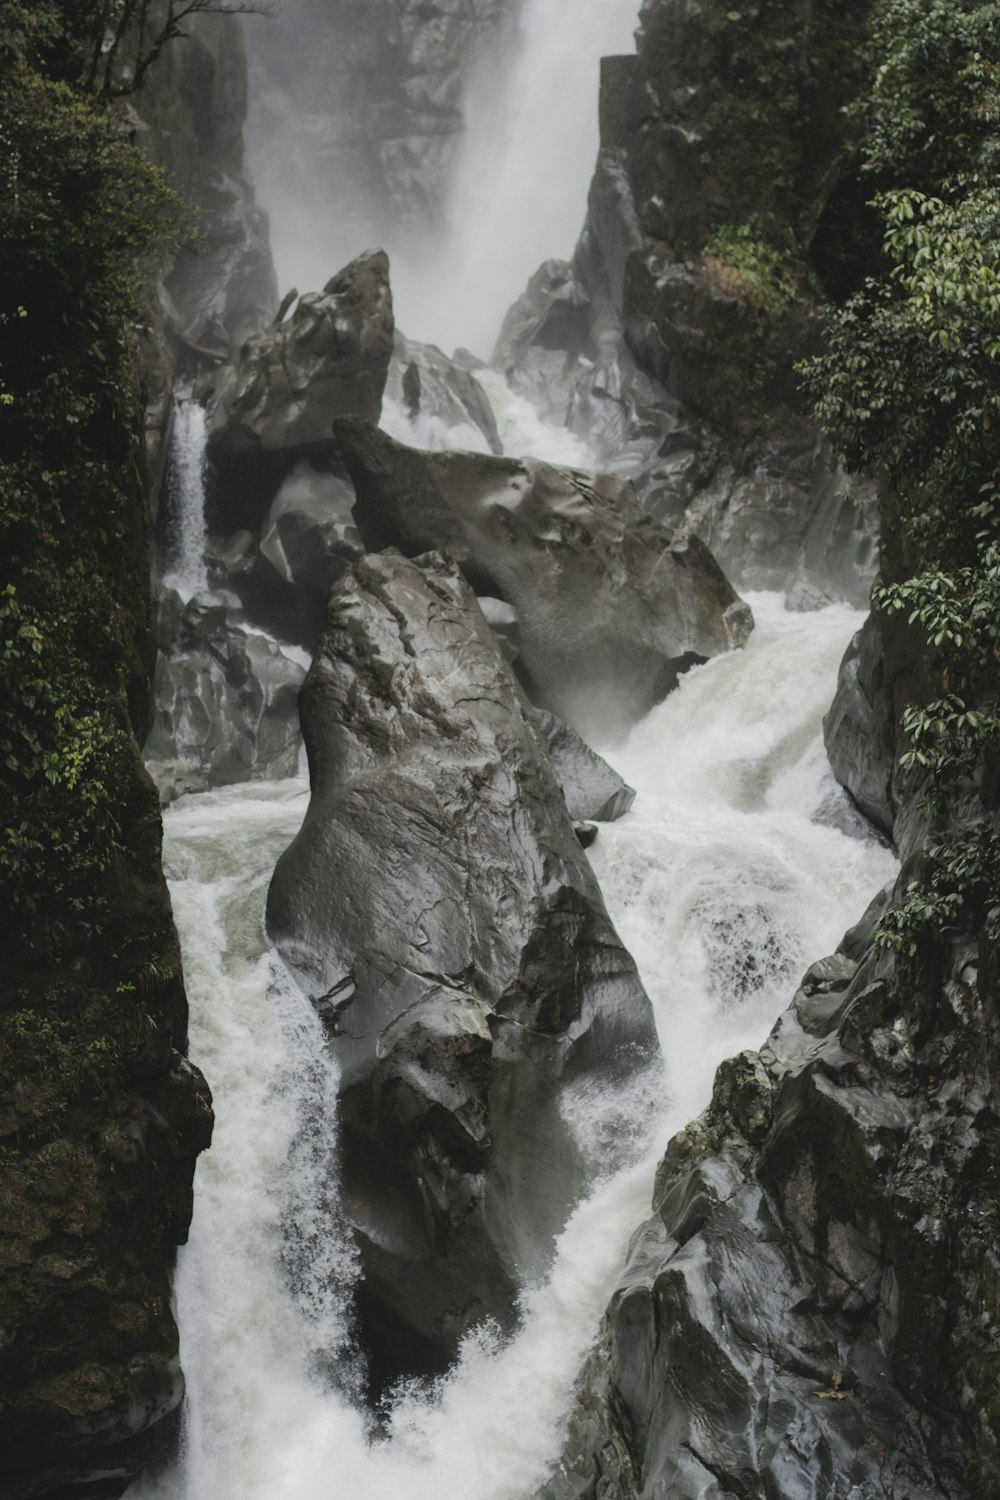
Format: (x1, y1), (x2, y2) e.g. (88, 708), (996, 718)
(538, 844), (1000, 1498)
(205, 250), (393, 458)
(187, 250), (392, 616)
(144, 589), (306, 805)
(266, 550), (661, 1379)
(534, 710), (636, 823)
(245, 0), (521, 258)
(333, 417), (752, 740)
(383, 331), (503, 454)
(494, 0), (881, 606)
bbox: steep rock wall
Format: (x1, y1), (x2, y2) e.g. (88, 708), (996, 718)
(495, 0), (880, 605)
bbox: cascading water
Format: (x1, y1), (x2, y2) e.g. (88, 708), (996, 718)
(137, 9), (899, 1499)
(134, 596), (895, 1500)
(246, 0), (638, 356)
(163, 400), (209, 601)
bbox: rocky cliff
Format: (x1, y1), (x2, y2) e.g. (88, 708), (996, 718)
(495, 0), (880, 606)
(244, 0), (521, 265)
(0, 9), (272, 1496)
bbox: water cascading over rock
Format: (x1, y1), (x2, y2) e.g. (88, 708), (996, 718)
(266, 550), (663, 1379)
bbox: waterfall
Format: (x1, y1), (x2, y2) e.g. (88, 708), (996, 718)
(164, 400), (209, 600)
(133, 599), (895, 1500)
(245, 0), (638, 357)
(133, 12), (900, 1500)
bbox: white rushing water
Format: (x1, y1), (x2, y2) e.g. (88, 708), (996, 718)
(135, 597), (895, 1500)
(163, 401), (209, 601)
(249, 0), (638, 357)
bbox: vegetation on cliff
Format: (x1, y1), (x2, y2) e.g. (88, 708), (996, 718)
(803, 0), (1000, 946)
(0, 5), (213, 1490)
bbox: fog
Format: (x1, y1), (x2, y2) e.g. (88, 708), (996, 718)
(244, 0), (639, 358)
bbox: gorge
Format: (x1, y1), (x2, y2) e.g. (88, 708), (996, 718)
(1, 2), (998, 1499)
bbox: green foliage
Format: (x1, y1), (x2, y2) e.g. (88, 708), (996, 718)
(703, 219), (804, 318)
(0, 12), (178, 963)
(803, 0), (1000, 949)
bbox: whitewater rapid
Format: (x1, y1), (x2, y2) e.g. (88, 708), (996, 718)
(134, 596), (896, 1500)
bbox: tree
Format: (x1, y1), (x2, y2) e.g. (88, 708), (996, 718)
(85, 0), (274, 99)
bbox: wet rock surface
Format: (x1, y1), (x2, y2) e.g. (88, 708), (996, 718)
(144, 589), (306, 805)
(266, 550), (662, 1374)
(532, 710), (636, 823)
(204, 249), (393, 477)
(493, 0), (882, 607)
(333, 417), (752, 741)
(384, 331), (503, 453)
(538, 869), (1000, 1498)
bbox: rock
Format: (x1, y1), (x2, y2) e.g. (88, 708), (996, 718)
(383, 331), (503, 454)
(205, 248), (393, 455)
(266, 550), (661, 1378)
(539, 879), (1000, 1498)
(491, 1), (883, 608)
(244, 0), (521, 259)
(258, 461), (364, 594)
(533, 709), (636, 822)
(201, 250), (394, 535)
(333, 416), (753, 741)
(143, 589), (306, 804)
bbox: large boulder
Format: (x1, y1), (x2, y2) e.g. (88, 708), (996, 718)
(332, 417), (752, 741)
(266, 550), (661, 1378)
(383, 331), (503, 454)
(201, 250), (394, 534)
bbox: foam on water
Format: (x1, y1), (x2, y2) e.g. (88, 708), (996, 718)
(134, 595), (895, 1500)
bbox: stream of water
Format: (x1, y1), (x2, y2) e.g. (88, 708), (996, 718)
(135, 596), (895, 1500)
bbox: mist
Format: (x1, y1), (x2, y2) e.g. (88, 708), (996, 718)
(244, 0), (639, 358)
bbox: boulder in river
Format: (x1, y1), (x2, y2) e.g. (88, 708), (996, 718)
(202, 249), (394, 534)
(266, 550), (661, 1380)
(333, 417), (752, 741)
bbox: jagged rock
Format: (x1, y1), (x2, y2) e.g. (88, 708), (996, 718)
(383, 331), (503, 453)
(201, 250), (394, 535)
(824, 615), (898, 840)
(205, 248), (393, 456)
(533, 710), (636, 823)
(257, 461), (364, 593)
(266, 550), (661, 1377)
(492, 8), (883, 607)
(144, 589), (306, 804)
(538, 874), (1000, 1498)
(332, 417), (753, 741)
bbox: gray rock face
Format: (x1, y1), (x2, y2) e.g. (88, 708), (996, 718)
(538, 873), (1000, 1498)
(266, 550), (661, 1374)
(144, 590), (306, 804)
(257, 462), (364, 594)
(492, 0), (883, 608)
(495, 250), (879, 609)
(533, 710), (635, 823)
(205, 249), (393, 460)
(245, 0), (521, 257)
(333, 417), (752, 741)
(138, 11), (277, 523)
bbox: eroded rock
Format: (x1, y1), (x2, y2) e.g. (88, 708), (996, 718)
(333, 417), (752, 741)
(266, 550), (661, 1376)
